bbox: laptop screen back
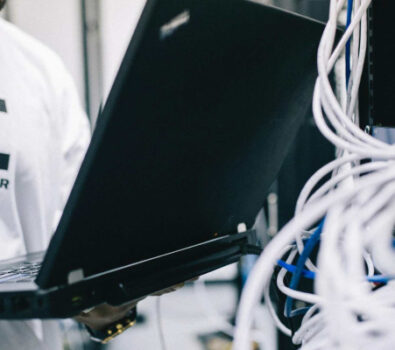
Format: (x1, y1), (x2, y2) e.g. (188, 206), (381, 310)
(37, 0), (324, 287)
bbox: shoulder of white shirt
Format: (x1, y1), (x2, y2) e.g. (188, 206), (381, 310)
(0, 17), (71, 84)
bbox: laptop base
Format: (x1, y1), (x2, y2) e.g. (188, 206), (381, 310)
(0, 229), (256, 319)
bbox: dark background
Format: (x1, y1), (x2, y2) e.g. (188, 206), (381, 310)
(267, 1), (332, 349)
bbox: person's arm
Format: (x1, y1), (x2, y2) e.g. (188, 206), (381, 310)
(75, 301), (140, 331)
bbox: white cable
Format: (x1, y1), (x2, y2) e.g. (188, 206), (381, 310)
(233, 0), (395, 348)
(276, 251), (321, 305)
(306, 161), (387, 205)
(264, 246), (294, 336)
(234, 166), (395, 349)
(235, 167), (395, 350)
(156, 297), (168, 350)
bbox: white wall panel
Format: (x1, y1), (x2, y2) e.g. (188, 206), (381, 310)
(7, 0), (85, 105)
(100, 0), (146, 100)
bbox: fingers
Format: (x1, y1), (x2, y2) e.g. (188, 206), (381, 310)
(75, 300), (140, 331)
(74, 277), (200, 330)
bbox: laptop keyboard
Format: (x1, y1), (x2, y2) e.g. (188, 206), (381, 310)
(0, 261), (41, 283)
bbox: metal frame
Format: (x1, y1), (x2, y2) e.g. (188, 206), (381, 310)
(81, 0), (103, 127)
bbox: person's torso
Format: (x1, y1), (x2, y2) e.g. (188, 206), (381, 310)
(0, 19), (66, 259)
(0, 18), (86, 350)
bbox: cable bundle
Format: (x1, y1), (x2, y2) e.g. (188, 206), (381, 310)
(233, 0), (395, 349)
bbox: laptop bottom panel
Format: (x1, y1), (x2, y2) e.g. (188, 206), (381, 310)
(0, 230), (256, 319)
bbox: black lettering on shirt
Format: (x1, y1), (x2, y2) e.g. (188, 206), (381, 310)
(0, 154), (9, 170)
(0, 179), (9, 189)
(0, 99), (6, 113)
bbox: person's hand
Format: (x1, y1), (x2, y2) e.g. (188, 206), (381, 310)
(75, 278), (197, 331)
(74, 299), (141, 331)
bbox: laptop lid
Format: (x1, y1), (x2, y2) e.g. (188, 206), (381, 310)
(37, 0), (324, 288)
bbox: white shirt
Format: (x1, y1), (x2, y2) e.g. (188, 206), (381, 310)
(0, 18), (90, 349)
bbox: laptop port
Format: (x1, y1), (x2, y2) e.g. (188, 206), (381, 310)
(71, 295), (83, 307)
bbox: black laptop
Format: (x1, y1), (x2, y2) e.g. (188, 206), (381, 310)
(0, 0), (324, 319)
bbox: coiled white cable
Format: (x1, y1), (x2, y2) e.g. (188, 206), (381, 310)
(233, 0), (395, 348)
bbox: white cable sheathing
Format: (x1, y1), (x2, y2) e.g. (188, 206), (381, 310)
(233, 1), (395, 349)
